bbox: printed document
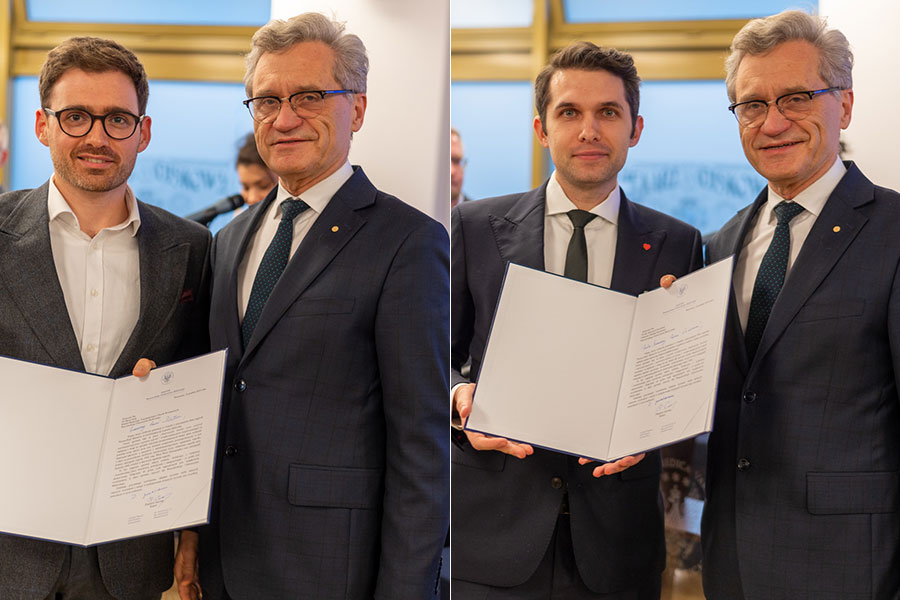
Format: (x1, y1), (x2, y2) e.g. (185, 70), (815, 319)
(465, 258), (732, 461)
(0, 350), (226, 545)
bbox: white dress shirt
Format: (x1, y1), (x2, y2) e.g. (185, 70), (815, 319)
(733, 157), (846, 331)
(544, 171), (619, 287)
(47, 178), (141, 376)
(238, 161), (354, 321)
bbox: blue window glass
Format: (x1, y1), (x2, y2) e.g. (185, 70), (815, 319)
(451, 0), (533, 28)
(451, 81), (534, 201)
(27, 0), (269, 26)
(11, 77), (256, 233)
(621, 81), (764, 235)
(565, 0), (817, 23)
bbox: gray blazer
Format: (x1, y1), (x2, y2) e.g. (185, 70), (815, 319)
(0, 182), (211, 600)
(200, 167), (449, 600)
(703, 162), (900, 599)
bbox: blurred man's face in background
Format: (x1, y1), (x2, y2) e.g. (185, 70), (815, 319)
(451, 131), (465, 208)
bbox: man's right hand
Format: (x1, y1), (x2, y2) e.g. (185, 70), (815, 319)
(453, 383), (534, 459)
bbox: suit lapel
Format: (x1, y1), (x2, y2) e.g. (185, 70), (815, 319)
(749, 164), (870, 372)
(489, 185), (546, 270)
(111, 202), (192, 376)
(217, 191), (275, 363)
(0, 183), (83, 370)
(610, 191), (667, 296)
(241, 168), (369, 360)
(713, 190), (768, 377)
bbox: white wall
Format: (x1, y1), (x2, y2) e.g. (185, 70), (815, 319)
(819, 0), (900, 191)
(269, 0), (450, 227)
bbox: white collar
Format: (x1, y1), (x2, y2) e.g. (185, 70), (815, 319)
(47, 177), (141, 236)
(764, 156), (846, 219)
(270, 161), (354, 219)
(545, 171), (620, 225)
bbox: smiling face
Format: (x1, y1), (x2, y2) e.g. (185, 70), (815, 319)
(534, 68), (642, 207)
(35, 68), (150, 198)
(251, 41), (366, 196)
(733, 40), (853, 198)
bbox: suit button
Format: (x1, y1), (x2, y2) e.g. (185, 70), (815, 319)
(737, 458), (751, 471)
(550, 476), (563, 489)
(234, 379), (246, 392)
(225, 446), (238, 457)
(743, 391), (757, 403)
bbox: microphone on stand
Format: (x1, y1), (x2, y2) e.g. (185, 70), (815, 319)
(186, 194), (245, 227)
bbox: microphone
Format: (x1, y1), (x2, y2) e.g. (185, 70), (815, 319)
(186, 194), (245, 227)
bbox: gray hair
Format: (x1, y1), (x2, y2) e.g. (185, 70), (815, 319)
(725, 10), (853, 102)
(244, 12), (368, 96)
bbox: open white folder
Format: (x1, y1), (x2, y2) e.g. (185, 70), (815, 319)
(466, 257), (733, 461)
(0, 349), (226, 546)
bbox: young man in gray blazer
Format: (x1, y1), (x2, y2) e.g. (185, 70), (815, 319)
(174, 12), (449, 600)
(703, 10), (900, 599)
(0, 37), (210, 600)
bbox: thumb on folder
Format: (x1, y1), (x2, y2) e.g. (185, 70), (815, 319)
(454, 383), (534, 459)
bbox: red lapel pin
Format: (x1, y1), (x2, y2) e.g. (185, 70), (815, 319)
(642, 243), (651, 251)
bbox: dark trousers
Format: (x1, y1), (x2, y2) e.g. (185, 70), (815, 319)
(451, 514), (661, 600)
(44, 546), (161, 600)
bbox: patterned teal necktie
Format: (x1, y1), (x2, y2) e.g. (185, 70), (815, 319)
(565, 209), (597, 282)
(744, 200), (805, 361)
(241, 198), (309, 348)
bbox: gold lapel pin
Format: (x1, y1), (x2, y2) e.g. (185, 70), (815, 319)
(331, 226), (339, 232)
(833, 226), (841, 233)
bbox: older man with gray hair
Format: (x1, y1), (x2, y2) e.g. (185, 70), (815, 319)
(174, 12), (449, 600)
(703, 9), (900, 599)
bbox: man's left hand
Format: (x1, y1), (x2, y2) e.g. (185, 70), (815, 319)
(578, 453), (646, 477)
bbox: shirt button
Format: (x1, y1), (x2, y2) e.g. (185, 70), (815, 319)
(90, 289), (99, 297)
(737, 458), (751, 472)
(86, 344), (95, 352)
(550, 476), (564, 490)
(234, 379), (247, 392)
(225, 446), (238, 457)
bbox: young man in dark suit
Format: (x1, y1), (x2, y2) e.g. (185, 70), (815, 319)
(451, 42), (702, 599)
(0, 37), (210, 600)
(175, 12), (449, 600)
(702, 10), (900, 599)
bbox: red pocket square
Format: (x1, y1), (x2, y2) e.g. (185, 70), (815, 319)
(180, 289), (194, 304)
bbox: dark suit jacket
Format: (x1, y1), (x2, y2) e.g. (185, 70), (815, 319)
(703, 162), (900, 600)
(451, 184), (702, 593)
(0, 181), (211, 600)
(201, 167), (449, 599)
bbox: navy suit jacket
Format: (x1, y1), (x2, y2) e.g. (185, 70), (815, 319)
(703, 162), (900, 600)
(202, 167), (449, 600)
(451, 184), (702, 593)
(0, 182), (210, 600)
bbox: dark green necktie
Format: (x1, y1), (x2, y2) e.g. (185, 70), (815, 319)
(744, 200), (805, 361)
(241, 198), (309, 348)
(564, 209), (597, 282)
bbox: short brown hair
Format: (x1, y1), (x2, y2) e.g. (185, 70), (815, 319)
(534, 41), (641, 135)
(244, 13), (368, 97)
(39, 37), (150, 114)
(236, 132), (266, 169)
